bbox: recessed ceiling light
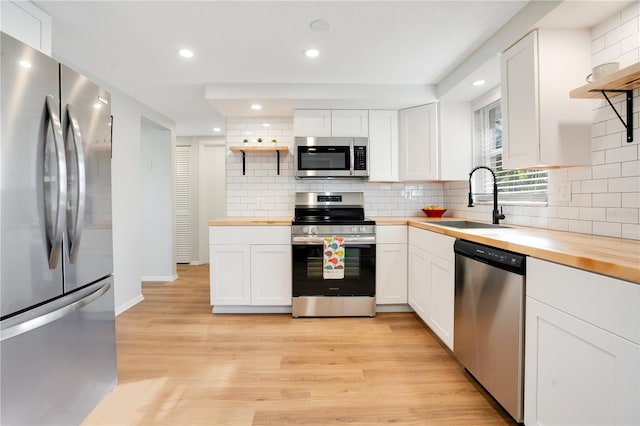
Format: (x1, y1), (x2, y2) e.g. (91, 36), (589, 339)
(179, 49), (194, 58)
(472, 79), (486, 87)
(19, 60), (32, 68)
(262, 123), (270, 128)
(251, 104), (262, 110)
(310, 19), (331, 32)
(213, 127), (221, 132)
(304, 48), (320, 58)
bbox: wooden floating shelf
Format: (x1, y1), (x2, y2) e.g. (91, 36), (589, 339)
(229, 145), (289, 175)
(570, 62), (639, 143)
(229, 145), (289, 153)
(570, 62), (640, 99)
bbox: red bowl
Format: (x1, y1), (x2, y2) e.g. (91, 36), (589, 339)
(422, 208), (447, 218)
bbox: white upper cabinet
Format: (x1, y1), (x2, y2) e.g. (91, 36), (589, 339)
(293, 110), (332, 136)
(331, 110), (369, 137)
(293, 109), (368, 137)
(399, 103), (438, 181)
(0, 1), (51, 54)
(501, 29), (592, 169)
(438, 102), (472, 180)
(368, 110), (399, 181)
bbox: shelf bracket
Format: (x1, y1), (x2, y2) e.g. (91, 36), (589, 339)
(276, 150), (281, 175)
(241, 150), (246, 175)
(594, 90), (634, 143)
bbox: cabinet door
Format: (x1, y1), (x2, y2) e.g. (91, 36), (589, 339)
(331, 110), (369, 137)
(210, 245), (251, 305)
(368, 110), (398, 181)
(293, 110), (331, 136)
(525, 297), (639, 426)
(0, 1), (52, 54)
(425, 252), (454, 350)
(376, 243), (407, 304)
(399, 104), (438, 181)
(407, 245), (429, 319)
(250, 245), (292, 306)
(501, 31), (539, 169)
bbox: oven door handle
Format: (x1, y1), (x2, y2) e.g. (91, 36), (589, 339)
(292, 236), (376, 245)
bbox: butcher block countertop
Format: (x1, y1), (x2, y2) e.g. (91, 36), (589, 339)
(394, 217), (639, 284)
(209, 216), (640, 283)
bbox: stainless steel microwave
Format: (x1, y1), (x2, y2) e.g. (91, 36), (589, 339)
(294, 137), (369, 179)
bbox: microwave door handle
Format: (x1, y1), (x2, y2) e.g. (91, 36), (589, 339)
(349, 141), (354, 175)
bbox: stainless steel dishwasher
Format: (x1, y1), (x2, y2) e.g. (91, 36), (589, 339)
(453, 239), (526, 423)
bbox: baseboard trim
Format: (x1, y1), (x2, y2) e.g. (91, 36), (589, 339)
(376, 304), (413, 313)
(141, 274), (178, 282)
(189, 261), (203, 266)
(212, 305), (292, 314)
(116, 295), (144, 316)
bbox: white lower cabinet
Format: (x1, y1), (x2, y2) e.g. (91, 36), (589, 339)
(376, 226), (408, 305)
(250, 245), (291, 305)
(209, 226), (291, 311)
(407, 227), (455, 350)
(209, 245), (251, 305)
(525, 258), (639, 425)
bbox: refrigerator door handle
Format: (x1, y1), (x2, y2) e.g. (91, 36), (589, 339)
(0, 281), (111, 342)
(44, 94), (67, 269)
(66, 104), (86, 263)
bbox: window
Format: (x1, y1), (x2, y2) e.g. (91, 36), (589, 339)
(473, 93), (547, 204)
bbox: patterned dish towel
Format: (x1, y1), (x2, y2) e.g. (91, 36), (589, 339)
(323, 236), (345, 279)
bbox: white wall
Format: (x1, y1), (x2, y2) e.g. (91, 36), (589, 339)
(140, 118), (175, 281)
(110, 91), (176, 315)
(225, 117), (445, 218)
(444, 2), (640, 240)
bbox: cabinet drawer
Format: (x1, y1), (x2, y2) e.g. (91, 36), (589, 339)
(408, 227), (454, 264)
(528, 257), (639, 344)
(376, 225), (407, 244)
(210, 226), (291, 245)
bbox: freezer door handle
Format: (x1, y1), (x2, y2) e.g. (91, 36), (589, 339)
(66, 104), (86, 263)
(44, 95), (67, 269)
(0, 281), (111, 342)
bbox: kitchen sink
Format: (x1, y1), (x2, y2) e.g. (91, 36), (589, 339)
(435, 220), (510, 229)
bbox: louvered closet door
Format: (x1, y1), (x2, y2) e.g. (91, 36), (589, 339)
(175, 146), (192, 263)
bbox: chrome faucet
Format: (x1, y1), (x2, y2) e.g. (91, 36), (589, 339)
(468, 166), (505, 225)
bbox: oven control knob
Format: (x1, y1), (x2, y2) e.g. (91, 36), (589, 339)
(310, 226), (316, 234)
(352, 226), (358, 233)
(302, 227), (309, 234)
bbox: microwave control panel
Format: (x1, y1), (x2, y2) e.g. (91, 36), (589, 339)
(354, 146), (367, 170)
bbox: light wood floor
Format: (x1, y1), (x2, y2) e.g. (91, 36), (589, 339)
(83, 264), (516, 425)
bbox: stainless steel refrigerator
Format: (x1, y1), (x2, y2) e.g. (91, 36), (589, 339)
(0, 32), (117, 425)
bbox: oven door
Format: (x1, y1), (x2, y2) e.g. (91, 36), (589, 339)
(292, 237), (376, 297)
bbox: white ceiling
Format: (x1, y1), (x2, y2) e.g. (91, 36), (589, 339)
(34, 1), (633, 136)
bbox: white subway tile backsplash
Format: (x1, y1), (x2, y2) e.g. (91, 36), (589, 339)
(622, 160), (640, 176)
(622, 192), (640, 208)
(607, 207), (639, 223)
(593, 193), (622, 208)
(579, 207), (606, 221)
(621, 223), (640, 239)
(593, 11), (622, 39)
(593, 221), (622, 237)
(604, 16), (638, 46)
(568, 220), (593, 234)
(609, 176), (640, 192)
(592, 163), (622, 179)
(593, 133), (623, 151)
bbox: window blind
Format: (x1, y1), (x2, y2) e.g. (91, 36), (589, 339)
(474, 99), (548, 203)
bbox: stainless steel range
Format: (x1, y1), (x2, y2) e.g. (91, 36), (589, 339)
(291, 192), (376, 317)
